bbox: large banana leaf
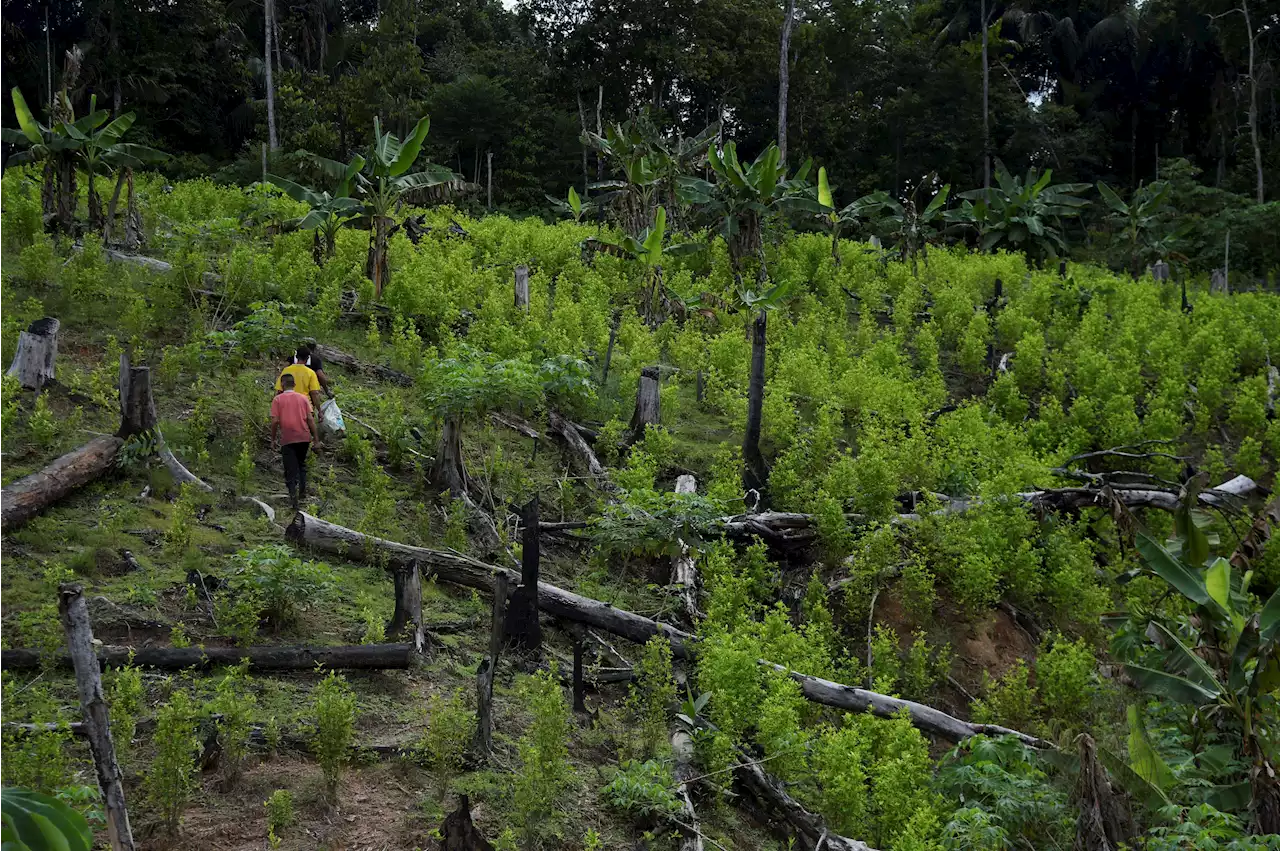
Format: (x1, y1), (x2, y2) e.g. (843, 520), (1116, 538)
(1136, 531), (1211, 605)
(392, 166), (462, 192)
(99, 111), (136, 143)
(1229, 619), (1261, 693)
(1, 787), (93, 851)
(816, 167), (833, 210)
(390, 116), (430, 178)
(1146, 621), (1223, 693)
(268, 174), (323, 206)
(1125, 706), (1175, 794)
(643, 206), (667, 266)
(1097, 181), (1128, 215)
(1261, 587), (1280, 643)
(1125, 663), (1219, 705)
(9, 88), (45, 146)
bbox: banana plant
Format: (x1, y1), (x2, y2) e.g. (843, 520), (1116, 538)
(855, 175), (952, 277)
(3, 86), (107, 234)
(952, 160), (1090, 265)
(1097, 180), (1190, 279)
(584, 110), (718, 236)
(269, 154), (366, 263)
(677, 141), (811, 287)
(545, 186), (597, 224)
(1123, 528), (1280, 832)
(72, 98), (168, 241)
(354, 116), (460, 299)
(590, 206), (702, 326)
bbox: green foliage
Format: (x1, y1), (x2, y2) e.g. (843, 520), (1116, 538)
(26, 393), (57, 450)
(937, 735), (1071, 851)
(263, 789), (296, 848)
(208, 660), (256, 784)
(145, 688), (202, 835)
(512, 667), (574, 844)
(628, 637), (677, 753)
(0, 787), (93, 851)
(229, 545), (334, 630)
(163, 483), (202, 558)
(107, 659), (145, 773)
(972, 662), (1040, 734)
(953, 162), (1091, 263)
(310, 672), (357, 801)
(1, 678), (73, 794)
(214, 590), (261, 647)
(1035, 634), (1098, 728)
(416, 688), (473, 798)
(601, 759), (683, 822)
(234, 442), (254, 495)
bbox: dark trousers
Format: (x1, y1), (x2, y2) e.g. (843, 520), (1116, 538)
(281, 442), (310, 502)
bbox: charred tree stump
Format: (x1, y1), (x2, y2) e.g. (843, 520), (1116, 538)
(474, 572), (509, 760)
(6, 317), (59, 390)
(117, 361), (211, 492)
(431, 413), (469, 497)
(514, 265), (530, 309)
(627, 365), (661, 443)
(572, 633), (587, 714)
(58, 584), (135, 851)
(439, 795), (494, 851)
(505, 497), (542, 652)
(387, 562), (426, 652)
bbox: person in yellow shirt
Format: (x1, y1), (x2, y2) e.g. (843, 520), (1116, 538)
(274, 350), (323, 409)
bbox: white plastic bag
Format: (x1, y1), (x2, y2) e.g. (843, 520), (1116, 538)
(320, 398), (346, 436)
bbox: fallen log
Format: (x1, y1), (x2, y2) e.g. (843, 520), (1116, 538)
(310, 343), (414, 387)
(283, 512), (1046, 747)
(1, 643), (414, 673)
(734, 751), (878, 851)
(547, 410), (609, 484)
(489, 411), (541, 439)
(6, 317), (59, 390)
(286, 511), (692, 657)
(1, 435), (124, 532)
(672, 728), (703, 851)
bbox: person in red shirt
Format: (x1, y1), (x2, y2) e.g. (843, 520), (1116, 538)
(269, 372), (318, 510)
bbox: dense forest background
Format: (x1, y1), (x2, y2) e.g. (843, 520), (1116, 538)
(3, 0), (1277, 221)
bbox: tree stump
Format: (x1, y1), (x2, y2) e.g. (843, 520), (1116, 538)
(671, 475), (701, 623)
(431, 414), (468, 497)
(387, 562), (425, 652)
(439, 795), (494, 851)
(504, 497), (542, 652)
(514, 265), (530, 309)
(627, 365), (661, 443)
(6, 317), (59, 390)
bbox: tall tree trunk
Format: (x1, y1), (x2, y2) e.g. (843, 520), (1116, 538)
(264, 0), (278, 151)
(778, 0), (796, 163)
(1242, 0), (1264, 203)
(576, 91), (589, 196)
(981, 0), (990, 191)
(123, 169), (141, 251)
(41, 159), (57, 229)
(596, 85), (604, 181)
(56, 154), (77, 234)
(103, 166), (124, 244)
(743, 309), (768, 493)
(87, 168), (102, 232)
(366, 216), (389, 299)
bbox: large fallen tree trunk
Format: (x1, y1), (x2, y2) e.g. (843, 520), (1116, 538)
(1, 435), (125, 532)
(1, 358), (214, 531)
(1, 643), (414, 673)
(310, 343), (414, 387)
(719, 476), (1263, 549)
(284, 512), (1046, 747)
(734, 751), (878, 851)
(287, 511), (693, 655)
